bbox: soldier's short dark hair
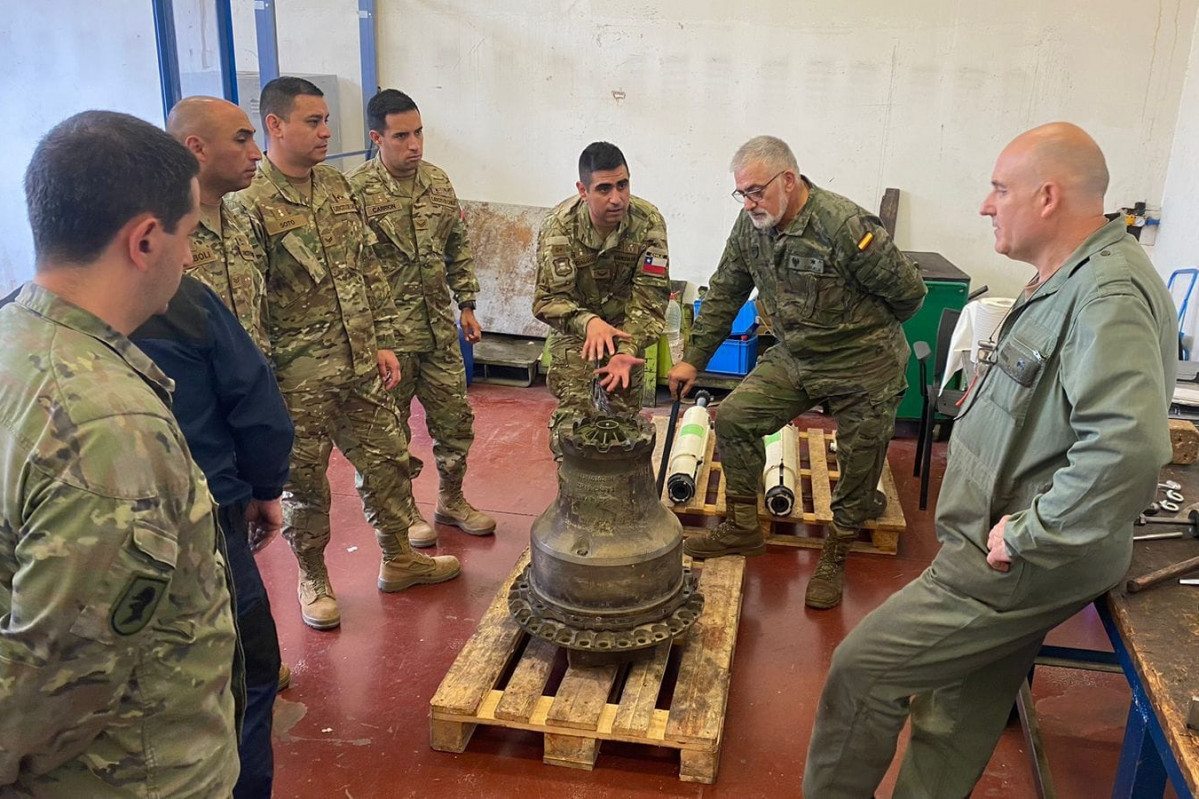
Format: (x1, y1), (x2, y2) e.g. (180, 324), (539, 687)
(578, 142), (628, 186)
(367, 89), (419, 133)
(25, 110), (199, 267)
(260, 76), (324, 126)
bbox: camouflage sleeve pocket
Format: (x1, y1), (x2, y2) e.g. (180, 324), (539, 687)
(68, 523), (179, 644)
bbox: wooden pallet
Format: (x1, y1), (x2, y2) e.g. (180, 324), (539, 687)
(429, 550), (746, 783)
(663, 427), (907, 555)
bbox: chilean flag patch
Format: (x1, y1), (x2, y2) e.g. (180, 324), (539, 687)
(642, 253), (668, 276)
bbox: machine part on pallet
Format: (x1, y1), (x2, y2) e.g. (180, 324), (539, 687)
(1161, 499), (1181, 513)
(1159, 480), (1182, 491)
(763, 424), (800, 517)
(509, 414), (704, 666)
(665, 391), (713, 504)
(1144, 502), (1160, 516)
(1167, 489), (1185, 503)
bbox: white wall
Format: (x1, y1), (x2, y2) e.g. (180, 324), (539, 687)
(0, 3), (163, 291)
(374, 0), (1196, 300)
(230, 0), (368, 168)
(1155, 6), (1199, 341)
(2, 1), (1196, 302)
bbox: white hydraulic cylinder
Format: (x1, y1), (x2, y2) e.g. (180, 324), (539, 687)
(763, 424), (800, 516)
(665, 391), (712, 504)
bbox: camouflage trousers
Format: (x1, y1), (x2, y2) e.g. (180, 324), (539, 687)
(715, 344), (902, 528)
(546, 331), (644, 455)
(394, 338), (474, 487)
(281, 375), (415, 562)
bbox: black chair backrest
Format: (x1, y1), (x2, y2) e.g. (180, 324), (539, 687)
(932, 307), (961, 387)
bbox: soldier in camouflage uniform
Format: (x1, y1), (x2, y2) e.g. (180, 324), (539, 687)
(348, 89), (494, 547)
(0, 111), (238, 796)
(669, 136), (926, 609)
(235, 78), (460, 631)
(533, 142), (670, 456)
(166, 96), (270, 352)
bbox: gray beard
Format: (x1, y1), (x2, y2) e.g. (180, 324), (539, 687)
(748, 208), (780, 230)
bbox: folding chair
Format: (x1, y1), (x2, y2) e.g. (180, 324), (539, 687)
(913, 307), (965, 511)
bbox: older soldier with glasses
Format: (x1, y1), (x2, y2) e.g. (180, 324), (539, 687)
(668, 135), (926, 610)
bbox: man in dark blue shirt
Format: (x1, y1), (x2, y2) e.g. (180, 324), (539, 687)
(132, 274), (294, 799)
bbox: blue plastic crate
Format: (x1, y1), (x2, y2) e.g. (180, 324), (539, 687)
(694, 298), (757, 336)
(706, 334), (758, 376)
(459, 326), (474, 386)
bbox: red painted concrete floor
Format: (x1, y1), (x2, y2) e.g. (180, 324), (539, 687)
(255, 382), (1157, 798)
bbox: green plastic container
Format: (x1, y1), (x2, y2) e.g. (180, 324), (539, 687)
(897, 252), (971, 420)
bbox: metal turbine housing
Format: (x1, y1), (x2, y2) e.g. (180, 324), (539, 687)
(509, 414), (704, 665)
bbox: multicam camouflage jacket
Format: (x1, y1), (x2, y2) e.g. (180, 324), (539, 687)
(234, 157), (401, 392)
(187, 195), (270, 353)
(0, 283), (239, 797)
(348, 157), (479, 352)
(533, 194), (670, 358)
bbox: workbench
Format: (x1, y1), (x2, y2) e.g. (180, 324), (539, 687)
(1101, 461), (1199, 797)
(1027, 461), (1199, 798)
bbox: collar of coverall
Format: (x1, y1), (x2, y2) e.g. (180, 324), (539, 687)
(1019, 217), (1129, 308)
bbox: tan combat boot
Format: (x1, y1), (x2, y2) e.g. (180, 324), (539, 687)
(277, 664), (292, 691)
(434, 484), (496, 536)
(297, 554), (340, 630)
(804, 522), (858, 609)
(378, 548), (462, 592)
(683, 494), (767, 558)
(408, 513), (437, 548)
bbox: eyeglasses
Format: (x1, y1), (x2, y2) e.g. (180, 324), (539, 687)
(732, 171), (786, 204)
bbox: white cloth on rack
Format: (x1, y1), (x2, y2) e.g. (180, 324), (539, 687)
(941, 298), (1015, 389)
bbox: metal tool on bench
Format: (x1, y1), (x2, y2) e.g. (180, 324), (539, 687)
(1133, 503), (1199, 541)
(1127, 504), (1199, 592)
(664, 391), (712, 504)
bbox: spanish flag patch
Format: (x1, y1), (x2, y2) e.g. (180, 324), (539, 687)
(857, 232), (874, 251)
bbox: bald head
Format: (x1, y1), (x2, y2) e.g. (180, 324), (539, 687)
(981, 122), (1112, 272)
(168, 96), (236, 141)
(1005, 122), (1109, 206)
(167, 96), (261, 202)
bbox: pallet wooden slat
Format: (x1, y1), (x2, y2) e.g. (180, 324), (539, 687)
(612, 643), (671, 736)
(493, 637), (557, 722)
(430, 550), (530, 717)
(547, 664), (620, 731)
(429, 551), (746, 784)
(806, 428), (833, 522)
(666, 557), (745, 747)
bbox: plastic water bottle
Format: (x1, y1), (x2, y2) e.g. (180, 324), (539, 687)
(665, 293), (683, 365)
